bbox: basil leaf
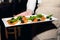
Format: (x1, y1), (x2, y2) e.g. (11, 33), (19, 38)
(37, 14), (43, 18)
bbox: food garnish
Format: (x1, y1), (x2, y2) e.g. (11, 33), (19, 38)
(16, 16), (22, 20)
(33, 18), (38, 22)
(21, 16), (28, 23)
(46, 14), (53, 19)
(41, 16), (46, 21)
(37, 19), (41, 21)
(36, 14), (43, 18)
(28, 16), (37, 21)
(7, 14), (53, 25)
(7, 18), (18, 25)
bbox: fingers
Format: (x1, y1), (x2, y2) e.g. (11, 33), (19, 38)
(14, 11), (32, 18)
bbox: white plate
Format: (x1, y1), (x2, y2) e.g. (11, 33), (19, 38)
(2, 14), (58, 27)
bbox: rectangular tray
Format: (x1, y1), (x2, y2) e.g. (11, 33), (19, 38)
(2, 14), (58, 27)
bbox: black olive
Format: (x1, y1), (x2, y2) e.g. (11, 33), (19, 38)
(50, 18), (52, 20)
(46, 16), (49, 19)
(10, 21), (13, 23)
(37, 19), (41, 21)
(21, 20), (24, 23)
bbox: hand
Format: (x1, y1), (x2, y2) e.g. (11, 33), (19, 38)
(15, 9), (33, 17)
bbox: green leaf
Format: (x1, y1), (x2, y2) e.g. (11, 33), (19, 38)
(28, 16), (37, 20)
(10, 18), (17, 23)
(16, 16), (22, 20)
(36, 14), (43, 18)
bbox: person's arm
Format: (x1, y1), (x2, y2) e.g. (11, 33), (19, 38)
(26, 0), (36, 14)
(15, 0), (36, 17)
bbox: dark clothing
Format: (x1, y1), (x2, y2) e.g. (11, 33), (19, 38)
(0, 0), (27, 18)
(0, 0), (28, 40)
(0, 0), (57, 40)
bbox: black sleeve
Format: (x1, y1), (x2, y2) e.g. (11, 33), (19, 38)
(0, 19), (6, 40)
(33, 0), (38, 15)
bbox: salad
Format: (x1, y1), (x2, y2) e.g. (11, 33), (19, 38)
(7, 14), (53, 25)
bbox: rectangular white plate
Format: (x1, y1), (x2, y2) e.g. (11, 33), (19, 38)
(2, 14), (58, 27)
